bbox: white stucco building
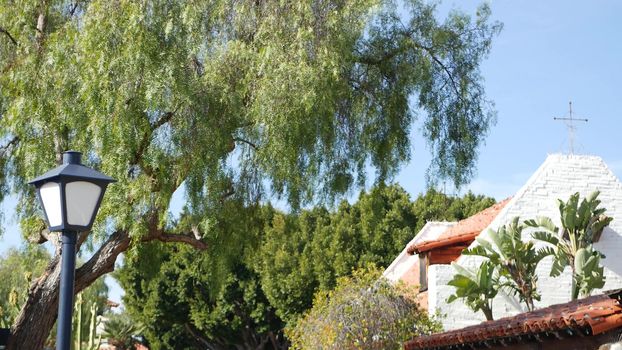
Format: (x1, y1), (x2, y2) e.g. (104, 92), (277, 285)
(386, 154), (622, 331)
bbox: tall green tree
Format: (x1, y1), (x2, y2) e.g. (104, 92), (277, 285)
(118, 240), (287, 350)
(118, 185), (418, 349)
(256, 185), (496, 324)
(527, 191), (613, 300)
(0, 0), (500, 347)
(411, 189), (495, 231)
(118, 185), (494, 348)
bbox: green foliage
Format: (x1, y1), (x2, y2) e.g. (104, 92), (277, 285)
(447, 261), (498, 321)
(0, 247), (49, 328)
(101, 313), (145, 350)
(117, 240), (285, 350)
(411, 189), (495, 232)
(118, 185), (493, 348)
(256, 185), (496, 324)
(0, 0), (501, 345)
(256, 184), (419, 323)
(527, 191), (612, 300)
(463, 217), (552, 311)
(573, 245), (606, 298)
(0, 0), (500, 341)
(287, 266), (442, 350)
(0, 0), (500, 241)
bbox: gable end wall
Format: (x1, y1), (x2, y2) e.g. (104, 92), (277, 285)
(429, 154), (622, 330)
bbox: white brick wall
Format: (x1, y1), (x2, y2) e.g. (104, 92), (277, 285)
(430, 154), (622, 331)
(383, 222), (455, 283)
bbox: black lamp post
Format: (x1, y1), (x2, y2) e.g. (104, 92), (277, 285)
(29, 151), (115, 350)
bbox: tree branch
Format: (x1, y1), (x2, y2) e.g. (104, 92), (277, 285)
(140, 210), (208, 249)
(75, 230), (131, 292)
(233, 137), (258, 150)
(69, 2), (79, 16)
(148, 232), (208, 250)
(354, 48), (403, 66)
(184, 323), (211, 348)
(151, 110), (175, 130)
(11, 220), (208, 349)
(74, 222), (206, 296)
(412, 42), (462, 99)
(130, 110), (176, 177)
(0, 136), (19, 157)
(0, 27), (17, 46)
(27, 226), (60, 250)
(77, 231), (90, 249)
(35, 0), (47, 51)
(355, 29), (463, 102)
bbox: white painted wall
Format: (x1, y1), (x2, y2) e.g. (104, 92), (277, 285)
(430, 154), (622, 331)
(383, 221), (455, 283)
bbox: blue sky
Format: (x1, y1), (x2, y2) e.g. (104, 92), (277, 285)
(1, 0), (622, 303)
(396, 0), (622, 199)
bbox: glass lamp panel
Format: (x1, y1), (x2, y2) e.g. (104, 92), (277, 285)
(40, 182), (63, 227)
(65, 181), (102, 227)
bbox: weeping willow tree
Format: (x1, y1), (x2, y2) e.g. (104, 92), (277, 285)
(0, 0), (500, 348)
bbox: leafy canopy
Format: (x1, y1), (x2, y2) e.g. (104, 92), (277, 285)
(117, 185), (494, 348)
(0, 0), (500, 244)
(117, 240), (285, 350)
(0, 0), (500, 346)
(256, 185), (495, 324)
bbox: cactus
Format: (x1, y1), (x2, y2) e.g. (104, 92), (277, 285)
(73, 294), (102, 350)
(76, 293), (83, 350)
(87, 302), (101, 350)
(0, 305), (6, 328)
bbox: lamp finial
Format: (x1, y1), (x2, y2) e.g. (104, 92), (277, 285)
(63, 151), (82, 165)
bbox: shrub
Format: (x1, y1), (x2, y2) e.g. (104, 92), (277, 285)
(288, 266), (441, 350)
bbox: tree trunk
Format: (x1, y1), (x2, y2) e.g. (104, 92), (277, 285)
(482, 306), (494, 321)
(571, 275), (579, 300)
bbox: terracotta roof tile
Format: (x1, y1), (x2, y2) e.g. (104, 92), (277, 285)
(407, 198), (512, 255)
(106, 299), (120, 308)
(404, 289), (622, 350)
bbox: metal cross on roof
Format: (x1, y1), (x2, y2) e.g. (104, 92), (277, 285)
(553, 101), (588, 154)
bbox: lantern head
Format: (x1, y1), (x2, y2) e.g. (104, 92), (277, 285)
(28, 151), (116, 232)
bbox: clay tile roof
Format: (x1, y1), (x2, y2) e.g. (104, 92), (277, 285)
(404, 289), (622, 350)
(106, 299), (120, 308)
(406, 198), (512, 255)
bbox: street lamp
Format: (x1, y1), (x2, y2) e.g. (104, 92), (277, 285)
(29, 151), (115, 350)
